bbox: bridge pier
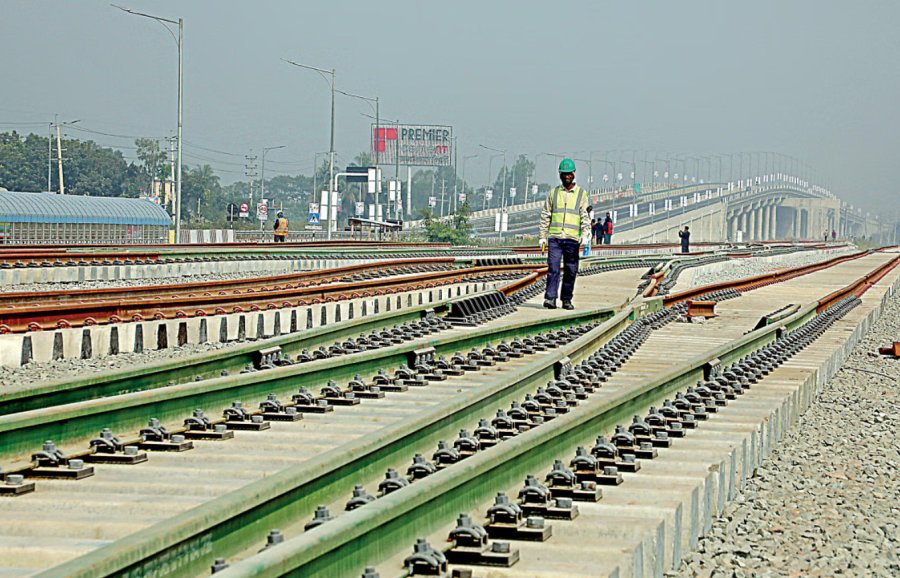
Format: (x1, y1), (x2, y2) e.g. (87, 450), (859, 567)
(768, 204), (776, 241)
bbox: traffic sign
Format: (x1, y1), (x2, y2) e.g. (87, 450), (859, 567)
(355, 201), (365, 216)
(308, 202), (320, 225)
(428, 196), (436, 208)
(257, 201), (268, 221)
(239, 202), (249, 218)
(509, 187), (516, 198)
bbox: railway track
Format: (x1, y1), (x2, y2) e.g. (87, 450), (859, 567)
(0, 248), (895, 577)
(0, 262), (536, 333)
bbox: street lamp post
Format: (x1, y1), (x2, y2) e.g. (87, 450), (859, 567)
(337, 89), (379, 217)
(283, 58), (336, 239)
(113, 3), (183, 243)
(261, 145), (286, 203)
(480, 144), (507, 211)
(460, 153), (478, 211)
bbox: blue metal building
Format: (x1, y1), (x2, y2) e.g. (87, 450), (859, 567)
(0, 191), (171, 244)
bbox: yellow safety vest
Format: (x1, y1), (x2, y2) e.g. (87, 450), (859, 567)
(548, 185), (585, 239)
(274, 217), (289, 236)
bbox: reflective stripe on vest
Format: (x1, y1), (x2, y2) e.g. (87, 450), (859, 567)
(548, 186), (584, 238)
(275, 218), (289, 235)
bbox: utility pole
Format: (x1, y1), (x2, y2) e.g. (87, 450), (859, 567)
(47, 123), (52, 192)
(51, 116), (80, 194)
(440, 179), (446, 217)
(55, 119), (65, 194)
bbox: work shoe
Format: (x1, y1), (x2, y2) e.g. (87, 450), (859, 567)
(543, 299), (557, 309)
(562, 301), (574, 310)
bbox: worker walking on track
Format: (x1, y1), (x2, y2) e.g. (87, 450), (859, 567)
(273, 211), (289, 243)
(539, 158), (591, 310)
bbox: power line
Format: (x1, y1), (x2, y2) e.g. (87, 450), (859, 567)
(182, 140), (244, 157)
(65, 124), (166, 140)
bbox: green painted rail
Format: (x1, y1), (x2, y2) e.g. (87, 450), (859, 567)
(35, 305), (634, 578)
(210, 302), (818, 578)
(0, 304), (615, 464)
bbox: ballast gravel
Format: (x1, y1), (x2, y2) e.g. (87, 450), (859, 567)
(685, 247), (857, 289)
(0, 269), (300, 294)
(672, 291), (900, 578)
(0, 340), (238, 392)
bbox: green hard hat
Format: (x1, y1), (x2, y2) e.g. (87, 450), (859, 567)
(559, 158), (576, 173)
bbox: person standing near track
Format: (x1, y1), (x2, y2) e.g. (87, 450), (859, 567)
(679, 225), (691, 253)
(603, 212), (613, 245)
(273, 211), (289, 243)
(539, 158), (591, 310)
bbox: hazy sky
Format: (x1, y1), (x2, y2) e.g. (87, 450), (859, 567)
(2, 1), (898, 212)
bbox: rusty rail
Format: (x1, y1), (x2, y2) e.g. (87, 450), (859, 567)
(662, 250), (870, 307)
(0, 258), (459, 307)
(0, 264), (541, 333)
(815, 254), (899, 313)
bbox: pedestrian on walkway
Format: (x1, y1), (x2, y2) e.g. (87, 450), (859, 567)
(539, 158), (591, 310)
(678, 226), (691, 253)
(603, 212), (613, 245)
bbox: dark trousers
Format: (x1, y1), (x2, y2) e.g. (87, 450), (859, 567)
(681, 243), (689, 253)
(274, 235), (287, 243)
(603, 234), (612, 244)
(545, 237), (580, 302)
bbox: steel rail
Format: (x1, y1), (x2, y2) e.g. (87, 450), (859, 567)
(215, 258), (895, 578)
(0, 257), (461, 307)
(0, 264), (538, 332)
(660, 249), (871, 305)
(17, 253), (898, 578)
(27, 306), (631, 578)
(0, 303), (614, 464)
(0, 291), (461, 417)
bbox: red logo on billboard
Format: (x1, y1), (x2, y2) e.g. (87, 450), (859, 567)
(373, 127), (397, 152)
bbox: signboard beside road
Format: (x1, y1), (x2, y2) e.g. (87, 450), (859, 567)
(308, 202), (320, 225)
(239, 202), (249, 218)
(257, 201), (268, 222)
(372, 124), (453, 167)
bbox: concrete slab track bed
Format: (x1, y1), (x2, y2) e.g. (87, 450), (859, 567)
(0, 245), (895, 578)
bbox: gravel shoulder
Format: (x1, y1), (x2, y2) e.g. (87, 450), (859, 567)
(0, 269), (295, 294)
(0, 340), (237, 392)
(672, 291), (900, 578)
(678, 247), (857, 290)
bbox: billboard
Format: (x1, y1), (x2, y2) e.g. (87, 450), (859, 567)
(373, 124), (452, 167)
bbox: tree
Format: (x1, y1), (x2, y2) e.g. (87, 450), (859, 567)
(419, 201), (473, 245)
(181, 164), (221, 222)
